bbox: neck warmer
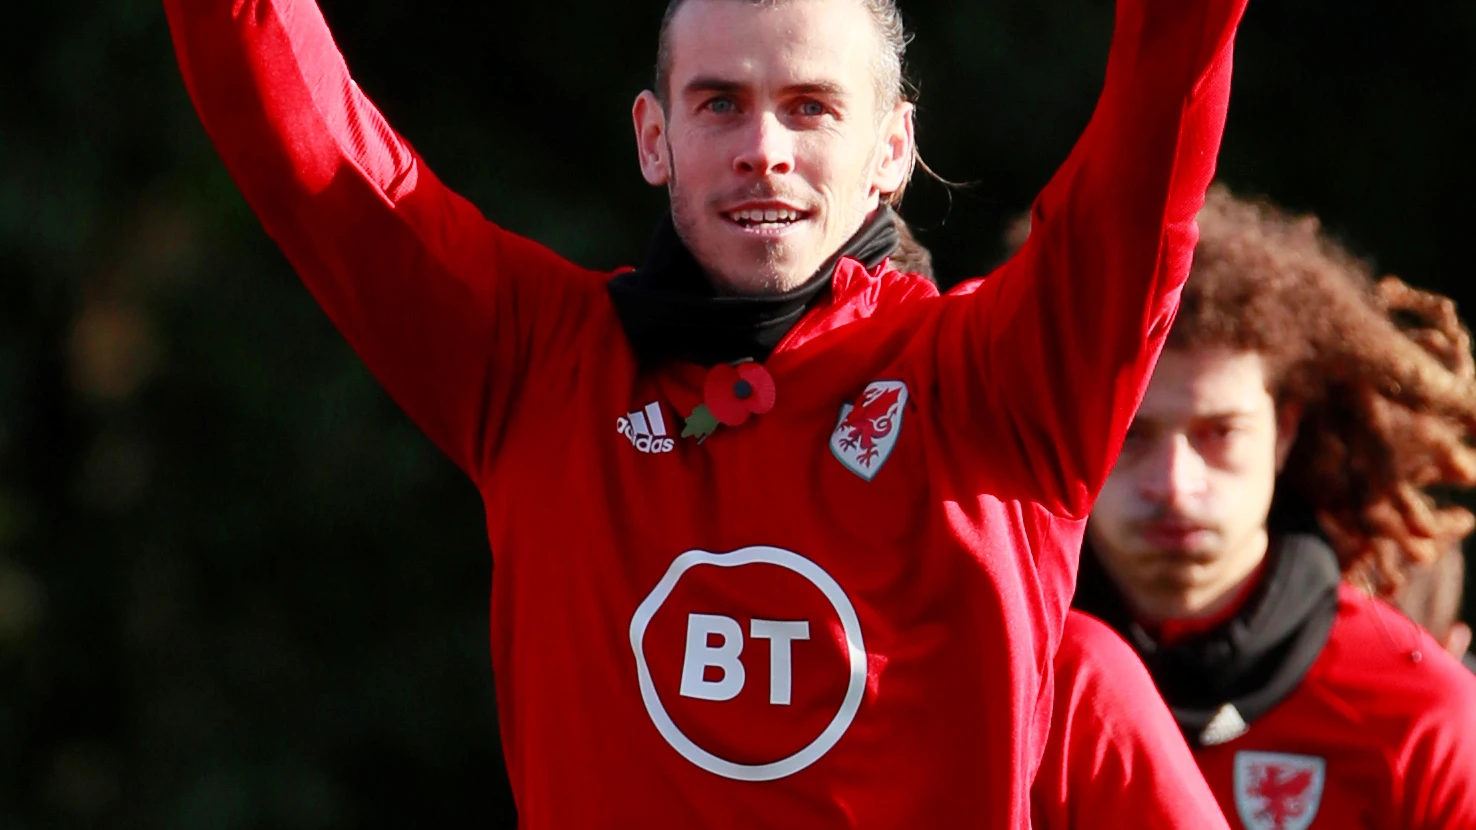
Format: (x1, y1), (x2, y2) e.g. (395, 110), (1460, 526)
(606, 207), (899, 367)
(1074, 533), (1341, 747)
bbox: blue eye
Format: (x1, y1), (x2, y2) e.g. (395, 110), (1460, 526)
(798, 100), (826, 117)
(706, 97), (736, 114)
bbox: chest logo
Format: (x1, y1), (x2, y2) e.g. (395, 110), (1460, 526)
(829, 380), (909, 481)
(1233, 751), (1326, 830)
(618, 401), (675, 454)
(629, 546), (867, 782)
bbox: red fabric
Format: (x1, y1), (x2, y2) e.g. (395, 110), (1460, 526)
(1195, 585), (1476, 829)
(162, 0), (1245, 826)
(1033, 611), (1231, 830)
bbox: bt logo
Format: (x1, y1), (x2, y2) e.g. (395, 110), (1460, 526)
(630, 546), (867, 782)
(680, 614), (810, 705)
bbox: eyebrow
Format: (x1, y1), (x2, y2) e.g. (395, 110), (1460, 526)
(1132, 409), (1259, 427)
(1192, 409), (1259, 421)
(680, 76), (850, 99)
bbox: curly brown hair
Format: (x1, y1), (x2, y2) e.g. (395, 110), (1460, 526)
(1174, 185), (1476, 592)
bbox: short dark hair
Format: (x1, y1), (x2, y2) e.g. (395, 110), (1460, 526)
(654, 0), (910, 110)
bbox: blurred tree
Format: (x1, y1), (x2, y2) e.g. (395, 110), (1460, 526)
(1, 0), (1471, 827)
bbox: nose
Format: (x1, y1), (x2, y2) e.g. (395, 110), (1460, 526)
(732, 112), (795, 177)
(1138, 433), (1208, 507)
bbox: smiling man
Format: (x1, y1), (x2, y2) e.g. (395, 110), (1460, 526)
(164, 0), (1246, 826)
(632, 0), (908, 295)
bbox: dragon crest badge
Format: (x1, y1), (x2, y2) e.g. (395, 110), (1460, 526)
(1233, 751), (1326, 830)
(830, 380), (908, 481)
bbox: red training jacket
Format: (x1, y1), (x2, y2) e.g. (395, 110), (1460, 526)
(1196, 585), (1476, 830)
(163, 0), (1245, 825)
(1032, 611), (1231, 829)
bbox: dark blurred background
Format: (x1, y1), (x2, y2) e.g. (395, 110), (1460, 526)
(2, 0), (1472, 827)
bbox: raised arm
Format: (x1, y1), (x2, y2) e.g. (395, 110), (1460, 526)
(164, 0), (596, 479)
(929, 0), (1248, 517)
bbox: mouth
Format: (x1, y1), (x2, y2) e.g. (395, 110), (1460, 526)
(721, 204), (813, 236)
(1140, 522), (1215, 550)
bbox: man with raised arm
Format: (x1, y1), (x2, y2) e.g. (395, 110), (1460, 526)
(164, 0), (1245, 825)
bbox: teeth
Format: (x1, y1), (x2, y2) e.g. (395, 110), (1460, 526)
(729, 208), (802, 223)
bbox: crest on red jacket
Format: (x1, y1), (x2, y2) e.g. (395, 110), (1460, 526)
(1233, 751), (1326, 830)
(830, 380), (908, 480)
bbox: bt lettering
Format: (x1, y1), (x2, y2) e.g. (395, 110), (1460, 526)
(679, 613), (812, 705)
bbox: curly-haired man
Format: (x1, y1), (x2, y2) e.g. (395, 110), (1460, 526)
(1074, 185), (1476, 829)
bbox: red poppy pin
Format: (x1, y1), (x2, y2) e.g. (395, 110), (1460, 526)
(681, 361), (776, 443)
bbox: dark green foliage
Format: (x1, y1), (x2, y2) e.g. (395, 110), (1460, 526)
(2, 1), (1472, 826)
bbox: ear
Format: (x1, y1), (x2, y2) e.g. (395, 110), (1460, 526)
(632, 90), (671, 187)
(1446, 621), (1473, 662)
(1274, 399), (1303, 472)
(872, 101), (915, 198)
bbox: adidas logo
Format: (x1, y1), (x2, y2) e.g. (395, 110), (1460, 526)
(1200, 703), (1249, 746)
(617, 401), (675, 454)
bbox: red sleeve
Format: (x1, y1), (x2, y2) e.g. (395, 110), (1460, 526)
(1397, 656), (1476, 828)
(930, 0), (1247, 518)
(1032, 612), (1230, 830)
(163, 0), (599, 479)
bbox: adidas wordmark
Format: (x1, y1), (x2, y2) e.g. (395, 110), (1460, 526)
(618, 401), (675, 454)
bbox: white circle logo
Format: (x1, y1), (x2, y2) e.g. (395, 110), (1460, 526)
(628, 546), (867, 782)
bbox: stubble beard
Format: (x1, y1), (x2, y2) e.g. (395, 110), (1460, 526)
(663, 141), (880, 295)
(669, 172), (795, 295)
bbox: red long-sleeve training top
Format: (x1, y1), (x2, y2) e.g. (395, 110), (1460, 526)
(1033, 611), (1231, 829)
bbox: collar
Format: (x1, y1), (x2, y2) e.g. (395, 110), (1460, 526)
(1074, 533), (1341, 747)
(606, 207), (900, 367)
(1144, 559), (1267, 646)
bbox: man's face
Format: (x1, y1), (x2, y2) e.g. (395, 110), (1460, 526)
(632, 0), (913, 295)
(1088, 349), (1298, 621)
